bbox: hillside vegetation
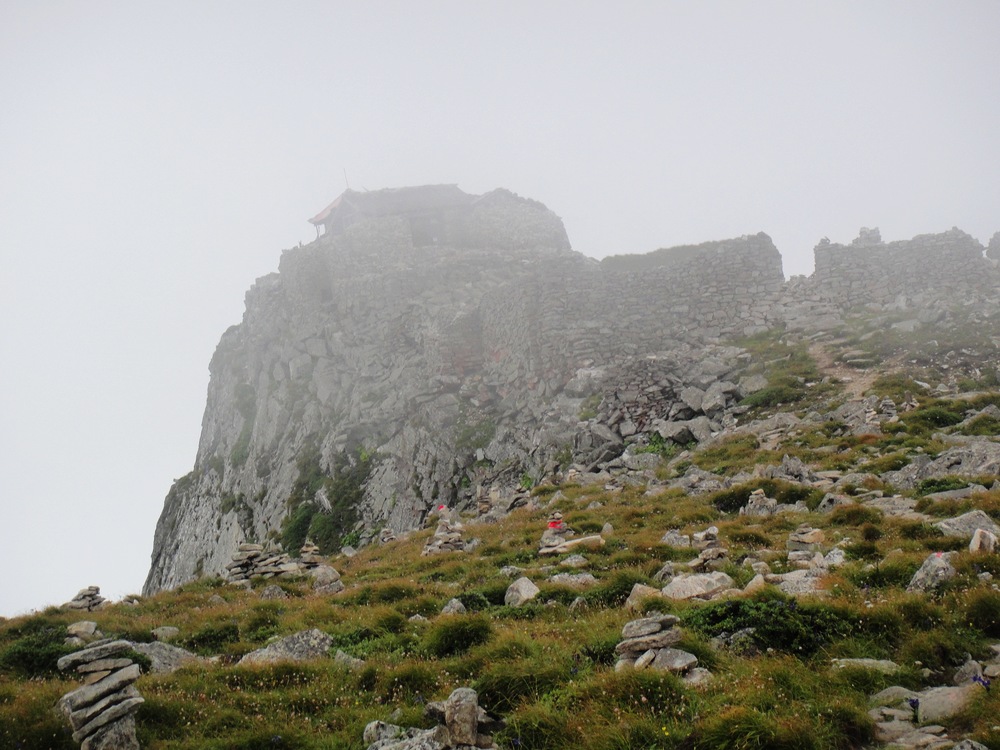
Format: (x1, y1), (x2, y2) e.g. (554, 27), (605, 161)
(4, 319), (1000, 750)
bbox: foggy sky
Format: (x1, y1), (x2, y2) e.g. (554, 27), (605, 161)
(1, 2), (998, 616)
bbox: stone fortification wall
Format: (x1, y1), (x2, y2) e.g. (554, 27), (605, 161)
(811, 228), (993, 308)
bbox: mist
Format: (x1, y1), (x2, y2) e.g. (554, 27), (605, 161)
(1, 2), (998, 616)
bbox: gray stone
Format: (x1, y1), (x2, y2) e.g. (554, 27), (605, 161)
(130, 642), (201, 674)
(72, 697), (145, 743)
(334, 649), (365, 671)
(650, 648), (698, 673)
(315, 579), (346, 596)
(444, 687), (479, 746)
(616, 628), (683, 656)
(906, 552), (957, 593)
(936, 510), (1000, 540)
(548, 572), (598, 587)
(970, 528), (998, 553)
(62, 664), (142, 711)
(80, 713), (139, 750)
(238, 629), (333, 665)
(311, 565), (342, 586)
(440, 598), (467, 615)
(67, 621), (99, 638)
(660, 530), (691, 547)
(151, 626), (179, 642)
(621, 614), (680, 639)
(560, 554), (589, 568)
(915, 684), (978, 723)
(504, 577), (540, 607)
(871, 686), (918, 707)
(58, 641), (134, 673)
(624, 583), (662, 610)
(661, 572), (735, 600)
(260, 584), (288, 600)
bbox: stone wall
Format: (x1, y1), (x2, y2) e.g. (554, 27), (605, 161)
(810, 228), (994, 307)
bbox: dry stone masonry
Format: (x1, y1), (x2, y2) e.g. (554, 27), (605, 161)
(57, 640), (143, 750)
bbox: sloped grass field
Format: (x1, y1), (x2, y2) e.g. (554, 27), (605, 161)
(3, 331), (999, 749)
(4, 475), (1000, 749)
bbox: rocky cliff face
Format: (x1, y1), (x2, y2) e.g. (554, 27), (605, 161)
(143, 186), (998, 594)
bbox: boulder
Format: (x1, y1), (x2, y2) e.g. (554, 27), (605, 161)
(624, 583), (662, 610)
(915, 684), (979, 723)
(906, 552), (957, 593)
(129, 642), (201, 674)
(238, 629), (333, 665)
(504, 577), (540, 607)
(936, 510), (1000, 540)
(661, 572), (735, 601)
(440, 598), (467, 615)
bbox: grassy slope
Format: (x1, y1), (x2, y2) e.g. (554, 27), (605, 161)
(3, 324), (1000, 750)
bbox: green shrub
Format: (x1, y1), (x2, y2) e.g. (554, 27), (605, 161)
(729, 530), (772, 549)
(501, 702), (580, 750)
(847, 560), (919, 589)
(354, 583), (420, 605)
(684, 595), (851, 656)
(584, 571), (652, 607)
(181, 621), (240, 654)
(916, 476), (971, 496)
(843, 541), (881, 561)
(478, 664), (570, 713)
(377, 662), (438, 703)
(829, 505), (883, 526)
(965, 590), (1000, 636)
(694, 705), (821, 750)
(898, 628), (968, 672)
(740, 385), (804, 408)
(0, 627), (73, 677)
(422, 615), (493, 657)
(960, 415), (1000, 436)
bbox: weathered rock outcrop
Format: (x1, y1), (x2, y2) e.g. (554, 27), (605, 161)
(143, 186), (1000, 594)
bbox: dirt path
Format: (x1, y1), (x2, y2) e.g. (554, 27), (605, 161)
(808, 343), (884, 400)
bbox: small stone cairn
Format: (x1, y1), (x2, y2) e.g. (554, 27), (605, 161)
(225, 539), (330, 584)
(422, 519), (467, 555)
(740, 488), (778, 517)
(56, 639), (144, 750)
(539, 512), (573, 552)
(363, 687), (503, 750)
(538, 512), (605, 556)
(63, 586), (107, 612)
(615, 613), (709, 684)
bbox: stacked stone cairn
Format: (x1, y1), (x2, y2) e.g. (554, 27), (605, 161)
(63, 586), (107, 612)
(225, 539), (330, 584)
(56, 639), (143, 750)
(363, 687), (503, 750)
(537, 512), (605, 556)
(615, 613), (709, 684)
(422, 519), (467, 555)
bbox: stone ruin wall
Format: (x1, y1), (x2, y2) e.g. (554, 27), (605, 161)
(810, 228), (997, 308)
(478, 233), (785, 397)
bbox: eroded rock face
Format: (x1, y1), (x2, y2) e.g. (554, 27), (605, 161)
(143, 199), (1000, 596)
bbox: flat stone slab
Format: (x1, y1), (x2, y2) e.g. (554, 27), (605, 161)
(62, 665), (141, 712)
(621, 614), (680, 639)
(238, 629), (333, 666)
(661, 572), (735, 600)
(650, 648), (698, 673)
(58, 641), (133, 672)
